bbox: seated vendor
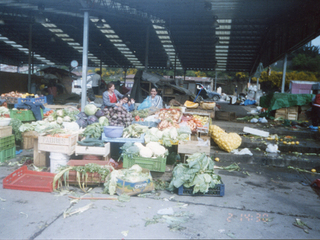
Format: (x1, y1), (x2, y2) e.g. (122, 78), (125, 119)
(119, 95), (135, 112)
(145, 88), (163, 109)
(102, 82), (123, 108)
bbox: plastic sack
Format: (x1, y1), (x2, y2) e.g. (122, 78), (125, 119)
(266, 144), (280, 153)
(232, 148), (253, 156)
(250, 118), (258, 123)
(258, 117), (268, 123)
(197, 137), (210, 146)
(244, 99), (256, 106)
(137, 98), (152, 110)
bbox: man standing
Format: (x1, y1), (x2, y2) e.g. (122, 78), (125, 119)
(311, 92), (320, 127)
(90, 71), (101, 95)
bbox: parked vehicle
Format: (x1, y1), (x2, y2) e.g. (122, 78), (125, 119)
(196, 83), (221, 101)
(71, 74), (94, 95)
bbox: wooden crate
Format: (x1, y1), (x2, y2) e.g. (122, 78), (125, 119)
(185, 108), (215, 119)
(275, 112), (287, 119)
(75, 143), (110, 158)
(22, 131), (38, 149)
(0, 126), (12, 138)
(215, 111), (236, 121)
(178, 140), (211, 155)
(287, 112), (298, 121)
(38, 134), (78, 155)
(287, 106), (299, 113)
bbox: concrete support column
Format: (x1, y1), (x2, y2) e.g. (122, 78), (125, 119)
(281, 53), (288, 93)
(81, 11), (89, 111)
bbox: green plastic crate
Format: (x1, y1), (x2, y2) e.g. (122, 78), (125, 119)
(123, 154), (167, 172)
(0, 146), (16, 162)
(0, 135), (15, 151)
(10, 109), (43, 122)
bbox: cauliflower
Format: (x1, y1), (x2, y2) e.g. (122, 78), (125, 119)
(139, 146), (153, 158)
(63, 116), (71, 122)
(47, 115), (55, 122)
(56, 117), (63, 124)
(56, 109), (64, 117)
(169, 127), (178, 140)
(134, 142), (144, 150)
(146, 142), (167, 157)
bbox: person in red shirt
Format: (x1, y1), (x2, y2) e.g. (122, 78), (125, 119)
(102, 82), (123, 108)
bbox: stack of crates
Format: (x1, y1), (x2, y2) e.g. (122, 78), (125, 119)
(0, 126), (16, 162)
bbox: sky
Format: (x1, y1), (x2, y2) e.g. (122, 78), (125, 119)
(311, 35), (320, 47)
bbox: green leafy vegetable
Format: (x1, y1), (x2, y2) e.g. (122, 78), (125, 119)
(82, 123), (103, 139)
(9, 118), (22, 142)
(168, 153), (221, 194)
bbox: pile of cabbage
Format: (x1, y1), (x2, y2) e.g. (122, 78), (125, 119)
(121, 142), (168, 159)
(76, 104), (108, 128)
(144, 125), (191, 147)
(44, 108), (79, 124)
(168, 153), (222, 194)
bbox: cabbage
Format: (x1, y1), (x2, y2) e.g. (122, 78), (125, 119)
(84, 104), (98, 116)
(98, 116), (109, 126)
(87, 115), (98, 125)
(76, 118), (88, 128)
(77, 112), (88, 120)
(95, 109), (104, 118)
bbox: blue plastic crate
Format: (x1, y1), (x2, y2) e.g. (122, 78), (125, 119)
(14, 96), (47, 108)
(177, 182), (225, 197)
(101, 133), (145, 143)
(131, 121), (159, 128)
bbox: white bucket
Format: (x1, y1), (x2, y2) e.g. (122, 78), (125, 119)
(50, 152), (70, 173)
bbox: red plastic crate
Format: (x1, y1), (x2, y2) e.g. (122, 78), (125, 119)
(3, 166), (56, 192)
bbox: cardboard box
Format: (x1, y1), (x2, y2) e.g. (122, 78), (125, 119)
(116, 169), (154, 196)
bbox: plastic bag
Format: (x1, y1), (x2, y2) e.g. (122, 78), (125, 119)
(258, 117), (268, 123)
(250, 118), (258, 123)
(266, 144), (280, 153)
(232, 148), (253, 156)
(137, 98), (152, 110)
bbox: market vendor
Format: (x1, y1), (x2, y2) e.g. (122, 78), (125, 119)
(102, 82), (123, 108)
(145, 88), (163, 109)
(119, 95), (135, 112)
(311, 93), (320, 126)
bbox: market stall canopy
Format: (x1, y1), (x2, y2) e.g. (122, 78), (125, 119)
(0, 0), (319, 75)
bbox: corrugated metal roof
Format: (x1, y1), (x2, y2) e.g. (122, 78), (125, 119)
(0, 0), (319, 75)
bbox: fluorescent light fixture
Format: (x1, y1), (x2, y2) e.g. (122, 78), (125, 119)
(217, 19), (232, 24)
(158, 36), (170, 39)
(124, 55), (135, 57)
(163, 45), (174, 48)
(56, 34), (69, 37)
(117, 48), (130, 51)
(216, 53), (228, 56)
(42, 23), (57, 28)
(48, 29), (63, 33)
(12, 44), (23, 48)
(218, 25), (231, 29)
(18, 48), (29, 51)
(0, 37), (8, 40)
(217, 60), (227, 62)
(67, 42), (80, 46)
(153, 25), (165, 29)
(216, 45), (229, 48)
(73, 46), (83, 49)
(47, 62), (55, 65)
(219, 41), (229, 44)
(114, 44), (126, 47)
(4, 41), (16, 44)
(215, 31), (230, 35)
(219, 36), (230, 40)
(128, 58), (138, 60)
(105, 35), (119, 38)
(101, 29), (115, 33)
(161, 40), (172, 43)
(216, 50), (229, 53)
(156, 30), (169, 35)
(61, 38), (74, 41)
(167, 52), (175, 55)
(216, 68), (226, 71)
(110, 39), (122, 42)
(216, 57), (228, 59)
(121, 51), (132, 54)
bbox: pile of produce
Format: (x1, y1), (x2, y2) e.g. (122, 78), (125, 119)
(180, 114), (209, 132)
(168, 153), (222, 194)
(0, 106), (9, 119)
(200, 101), (216, 110)
(121, 142), (168, 158)
(144, 126), (191, 147)
(103, 106), (133, 127)
(45, 108), (79, 124)
(122, 124), (149, 138)
(19, 120), (62, 134)
(1, 91), (34, 98)
(75, 104), (109, 129)
(209, 125), (242, 152)
(103, 164), (152, 195)
(184, 100), (199, 109)
(157, 108), (182, 130)
(131, 109), (149, 119)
